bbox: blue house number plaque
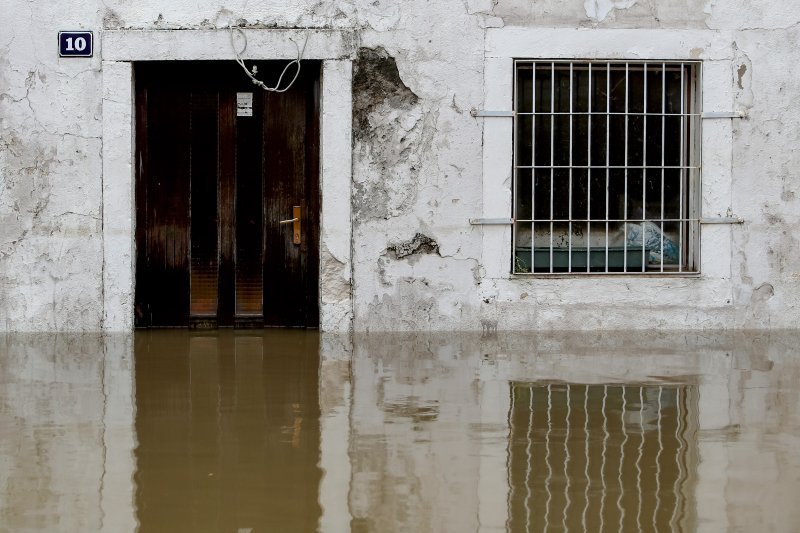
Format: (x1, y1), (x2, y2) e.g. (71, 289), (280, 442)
(59, 31), (93, 57)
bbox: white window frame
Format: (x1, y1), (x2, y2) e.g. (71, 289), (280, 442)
(481, 28), (737, 282)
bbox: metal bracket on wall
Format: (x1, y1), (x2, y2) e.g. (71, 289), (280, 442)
(470, 109), (515, 118)
(700, 216), (744, 224)
(701, 111), (746, 119)
(469, 218), (514, 225)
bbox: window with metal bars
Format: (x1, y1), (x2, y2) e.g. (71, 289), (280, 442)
(513, 61), (701, 274)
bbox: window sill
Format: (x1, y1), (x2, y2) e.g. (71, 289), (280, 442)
(509, 271), (701, 279)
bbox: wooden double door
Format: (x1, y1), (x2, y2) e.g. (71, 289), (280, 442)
(135, 61), (320, 328)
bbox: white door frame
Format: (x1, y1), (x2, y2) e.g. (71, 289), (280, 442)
(101, 29), (355, 332)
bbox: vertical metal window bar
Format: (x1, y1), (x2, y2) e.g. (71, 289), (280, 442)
(513, 61), (699, 274)
(679, 64), (685, 273)
(642, 65), (648, 271)
(513, 65), (519, 271)
(660, 63), (666, 273)
(550, 63), (555, 273)
(623, 63), (629, 272)
(568, 64), (574, 272)
(605, 63), (611, 273)
(691, 66), (702, 269)
(531, 66), (536, 266)
(587, 67), (593, 272)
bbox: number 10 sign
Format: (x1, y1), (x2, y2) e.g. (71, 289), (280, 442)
(59, 31), (93, 57)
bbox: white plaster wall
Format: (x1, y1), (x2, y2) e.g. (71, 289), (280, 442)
(0, 1), (104, 332)
(1, 0), (799, 331)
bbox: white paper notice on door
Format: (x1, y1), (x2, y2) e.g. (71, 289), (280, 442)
(237, 92), (253, 117)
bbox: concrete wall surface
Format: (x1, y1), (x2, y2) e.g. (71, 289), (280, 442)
(0, 0), (798, 331)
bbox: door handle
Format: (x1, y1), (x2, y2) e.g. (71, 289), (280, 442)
(280, 206), (301, 245)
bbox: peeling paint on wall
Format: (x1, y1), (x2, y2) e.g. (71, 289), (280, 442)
(352, 47), (419, 141)
(320, 243), (351, 303)
(0, 133), (54, 256)
(102, 9), (125, 29)
(584, 0), (638, 23)
(493, 0), (711, 27)
(752, 282), (775, 303)
(732, 42), (753, 110)
(352, 47), (434, 221)
(387, 233), (440, 259)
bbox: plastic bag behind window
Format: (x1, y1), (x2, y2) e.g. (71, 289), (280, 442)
(626, 221), (679, 264)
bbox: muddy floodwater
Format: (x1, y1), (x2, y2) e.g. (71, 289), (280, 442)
(1, 331), (799, 532)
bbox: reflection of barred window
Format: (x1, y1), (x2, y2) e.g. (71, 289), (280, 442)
(513, 61), (700, 274)
(507, 383), (698, 531)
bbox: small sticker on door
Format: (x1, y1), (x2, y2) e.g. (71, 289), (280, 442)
(237, 92), (253, 117)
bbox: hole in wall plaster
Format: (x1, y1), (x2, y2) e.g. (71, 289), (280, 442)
(737, 64), (747, 90)
(352, 47), (430, 221)
(352, 46), (419, 140)
(387, 233), (440, 259)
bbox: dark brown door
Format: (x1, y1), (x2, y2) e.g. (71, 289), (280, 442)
(135, 61), (320, 328)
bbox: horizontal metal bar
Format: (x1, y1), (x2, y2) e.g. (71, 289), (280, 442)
(701, 112), (745, 119)
(517, 217), (739, 223)
(700, 216), (744, 224)
(517, 218), (698, 223)
(514, 165), (700, 170)
(513, 271), (700, 277)
(470, 109), (515, 118)
(516, 112), (700, 117)
(469, 218), (514, 225)
(515, 60), (698, 65)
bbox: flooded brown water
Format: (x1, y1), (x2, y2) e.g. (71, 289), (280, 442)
(1, 330), (799, 532)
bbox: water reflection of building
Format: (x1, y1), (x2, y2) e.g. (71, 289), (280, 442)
(0, 334), (136, 532)
(507, 383), (698, 532)
(1, 331), (799, 531)
(134, 331), (322, 532)
(340, 332), (800, 532)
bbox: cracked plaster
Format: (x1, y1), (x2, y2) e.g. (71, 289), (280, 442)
(1, 0), (800, 331)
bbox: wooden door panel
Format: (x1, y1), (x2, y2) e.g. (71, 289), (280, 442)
(141, 81), (191, 327)
(189, 90), (220, 318)
(135, 61), (320, 328)
(263, 83), (307, 327)
(234, 89), (264, 320)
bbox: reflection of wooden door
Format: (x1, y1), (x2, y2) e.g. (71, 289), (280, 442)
(135, 61), (320, 328)
(134, 330), (322, 530)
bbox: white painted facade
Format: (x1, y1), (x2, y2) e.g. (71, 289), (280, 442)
(1, 0), (798, 332)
